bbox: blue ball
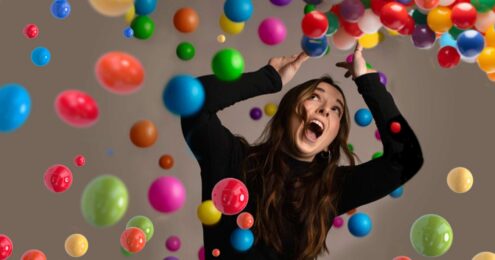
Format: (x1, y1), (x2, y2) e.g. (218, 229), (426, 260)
(230, 228), (254, 252)
(348, 212), (372, 237)
(457, 30), (484, 58)
(0, 83), (32, 133)
(31, 46), (51, 67)
(354, 108), (372, 127)
(123, 27), (134, 38)
(134, 0), (157, 16)
(50, 0), (71, 19)
(396, 0), (413, 4)
(390, 186), (404, 198)
(439, 32), (457, 48)
(224, 0), (254, 22)
(301, 35), (328, 58)
(163, 75), (205, 116)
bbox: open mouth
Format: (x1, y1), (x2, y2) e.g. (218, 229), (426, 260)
(304, 120), (324, 142)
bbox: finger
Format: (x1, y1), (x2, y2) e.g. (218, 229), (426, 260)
(354, 43), (363, 53)
(344, 71), (352, 78)
(335, 62), (351, 69)
(293, 52), (309, 68)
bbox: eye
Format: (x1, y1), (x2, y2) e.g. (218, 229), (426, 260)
(309, 94), (319, 101)
(332, 106), (342, 116)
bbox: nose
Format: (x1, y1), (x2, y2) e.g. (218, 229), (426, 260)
(317, 107), (330, 117)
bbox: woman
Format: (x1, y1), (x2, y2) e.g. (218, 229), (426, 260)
(181, 45), (424, 260)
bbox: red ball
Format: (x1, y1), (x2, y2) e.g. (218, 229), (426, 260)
(74, 154), (86, 167)
(120, 227), (146, 253)
(211, 178), (249, 215)
(212, 248), (220, 257)
(451, 3), (477, 29)
(371, 0), (393, 15)
(437, 46), (461, 68)
(44, 164), (73, 193)
(55, 90), (99, 128)
(398, 15), (415, 35)
(390, 121), (401, 134)
(21, 249), (46, 260)
(380, 2), (409, 30)
(23, 24), (39, 39)
(0, 234), (13, 260)
(95, 52), (144, 95)
(301, 11), (329, 38)
(237, 212), (254, 229)
(340, 18), (363, 37)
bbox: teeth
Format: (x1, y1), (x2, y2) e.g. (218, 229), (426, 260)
(310, 119), (324, 130)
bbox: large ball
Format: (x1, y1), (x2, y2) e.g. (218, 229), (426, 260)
(477, 47), (495, 73)
(89, 0), (134, 17)
(211, 178), (249, 215)
(348, 212), (372, 237)
(211, 48), (245, 81)
(301, 11), (329, 38)
(457, 29), (484, 57)
(301, 35), (328, 57)
(0, 83), (31, 133)
(258, 17), (287, 45)
(354, 108), (373, 126)
(197, 200), (222, 225)
(95, 51), (144, 95)
(134, 0), (156, 16)
(410, 214), (453, 257)
(0, 234), (13, 260)
(130, 15), (155, 40)
(230, 228), (254, 252)
(219, 14), (245, 35)
(120, 227), (146, 253)
(174, 7), (199, 33)
(224, 0), (253, 22)
(163, 74), (205, 116)
(148, 176), (186, 213)
(54, 90), (99, 128)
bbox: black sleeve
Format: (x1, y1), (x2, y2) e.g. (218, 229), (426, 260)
(180, 65), (282, 194)
(335, 73), (424, 216)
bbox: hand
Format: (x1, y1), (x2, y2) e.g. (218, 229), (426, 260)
(268, 52), (309, 86)
(335, 44), (376, 80)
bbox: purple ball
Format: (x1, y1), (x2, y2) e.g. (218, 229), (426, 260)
(333, 216), (344, 228)
(250, 107), (262, 120)
(270, 0), (292, 6)
(166, 236), (181, 252)
(258, 17), (287, 45)
(148, 176), (186, 213)
(164, 257), (179, 260)
(378, 71), (387, 86)
(411, 24), (435, 49)
(340, 0), (365, 22)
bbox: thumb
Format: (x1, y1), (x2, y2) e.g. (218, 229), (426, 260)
(292, 52), (309, 68)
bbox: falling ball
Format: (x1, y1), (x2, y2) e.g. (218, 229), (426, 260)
(163, 74), (205, 116)
(332, 216), (344, 228)
(173, 7), (200, 33)
(217, 34), (226, 43)
(55, 90), (99, 128)
(354, 108), (373, 126)
(212, 248), (221, 257)
(159, 154), (174, 170)
(50, 0), (71, 19)
(31, 46), (51, 67)
(390, 121), (401, 133)
(0, 234), (13, 260)
(74, 154), (86, 167)
(120, 227), (146, 253)
(65, 234), (89, 257)
(131, 15), (155, 40)
(258, 17), (287, 45)
(250, 107), (262, 120)
(130, 120), (158, 148)
(264, 103), (277, 116)
(21, 249), (46, 260)
(348, 212), (372, 237)
(148, 176), (186, 213)
(230, 228), (254, 252)
(473, 252), (495, 260)
(236, 212), (254, 229)
(126, 215), (154, 241)
(197, 200), (222, 225)
(43, 164), (73, 193)
(447, 167), (473, 193)
(176, 42), (196, 61)
(23, 24), (39, 39)
(211, 48), (245, 81)
(410, 214), (453, 257)
(389, 186), (404, 198)
(165, 236), (181, 252)
(212, 178), (249, 215)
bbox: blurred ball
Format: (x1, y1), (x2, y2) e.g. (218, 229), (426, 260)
(212, 178), (249, 215)
(148, 176), (186, 213)
(378, 71), (387, 86)
(348, 212), (372, 237)
(332, 216), (344, 228)
(124, 5), (135, 24)
(473, 252), (495, 260)
(415, 0), (440, 10)
(301, 11), (328, 38)
(211, 48), (245, 81)
(271, 0), (292, 6)
(176, 42), (195, 61)
(326, 11), (340, 36)
(301, 35), (328, 57)
(165, 236), (181, 252)
(264, 103), (277, 116)
(474, 10), (495, 33)
(347, 208), (357, 215)
(451, 3), (476, 29)
(477, 47), (495, 73)
(426, 6), (452, 33)
(51, 0), (71, 19)
(130, 120), (157, 148)
(163, 74), (205, 116)
(304, 4), (316, 14)
(486, 25), (495, 47)
(89, 0), (133, 16)
(159, 155), (174, 170)
(390, 186), (404, 198)
(55, 90), (99, 128)
(174, 7), (199, 33)
(31, 46), (51, 67)
(230, 228), (254, 252)
(347, 143), (354, 153)
(44, 164), (73, 193)
(457, 29), (484, 57)
(120, 227), (146, 253)
(134, 0), (156, 16)
(439, 32), (457, 48)
(224, 0), (253, 22)
(354, 108), (372, 126)
(217, 34), (226, 43)
(331, 29), (356, 50)
(340, 0), (365, 22)
(219, 14), (245, 35)
(0, 234), (13, 260)
(390, 121), (401, 133)
(23, 24), (39, 39)
(21, 249), (46, 260)
(447, 167), (473, 193)
(65, 234), (88, 257)
(250, 107), (262, 120)
(237, 212), (254, 229)
(123, 27), (133, 38)
(437, 46), (461, 68)
(411, 24), (436, 49)
(95, 51), (144, 95)
(358, 32), (380, 49)
(198, 246), (205, 260)
(126, 216), (154, 241)
(197, 200), (222, 225)
(471, 0), (495, 12)
(131, 15), (155, 40)
(81, 175), (129, 227)
(410, 214), (453, 257)
(372, 151), (383, 159)
(374, 129), (381, 140)
(164, 257), (178, 260)
(0, 83), (31, 133)
(258, 17), (287, 45)
(393, 257), (412, 260)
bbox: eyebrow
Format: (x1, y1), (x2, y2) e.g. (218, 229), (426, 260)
(315, 87), (345, 112)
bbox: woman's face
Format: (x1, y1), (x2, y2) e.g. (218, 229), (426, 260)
(288, 82), (344, 162)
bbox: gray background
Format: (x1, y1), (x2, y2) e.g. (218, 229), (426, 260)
(1, 0), (494, 259)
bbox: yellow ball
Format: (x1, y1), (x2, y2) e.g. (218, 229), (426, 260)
(387, 29), (399, 36)
(264, 103), (277, 116)
(89, 0), (134, 17)
(124, 5), (135, 25)
(197, 200), (221, 225)
(358, 32), (380, 49)
(65, 234), (88, 257)
(427, 6), (452, 33)
(486, 26), (495, 47)
(217, 34), (226, 43)
(219, 14), (245, 35)
(447, 167), (473, 193)
(477, 47), (495, 73)
(473, 252), (495, 260)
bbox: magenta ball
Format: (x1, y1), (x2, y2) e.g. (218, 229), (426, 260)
(258, 17), (287, 45)
(378, 71), (387, 86)
(375, 129), (381, 141)
(333, 216), (344, 228)
(148, 176), (186, 213)
(270, 0), (292, 6)
(166, 236), (181, 252)
(164, 257), (179, 260)
(346, 54), (354, 63)
(198, 246), (205, 260)
(211, 178), (249, 215)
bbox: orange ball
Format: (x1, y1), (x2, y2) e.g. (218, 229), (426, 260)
(346, 208), (357, 215)
(236, 212), (254, 229)
(21, 249), (47, 260)
(212, 248), (220, 257)
(173, 7), (199, 33)
(130, 120), (158, 148)
(487, 72), (495, 82)
(393, 256), (412, 260)
(159, 154), (174, 169)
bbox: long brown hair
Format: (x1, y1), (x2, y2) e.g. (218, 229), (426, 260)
(240, 76), (356, 259)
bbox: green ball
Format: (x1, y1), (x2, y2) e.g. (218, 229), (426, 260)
(347, 143), (354, 153)
(176, 42), (195, 61)
(410, 214), (453, 257)
(449, 27), (464, 40)
(372, 151), (383, 159)
(304, 4), (316, 14)
(121, 246), (133, 256)
(326, 12), (340, 36)
(211, 48), (245, 81)
(361, 0), (371, 8)
(412, 9), (427, 25)
(126, 216), (154, 241)
(81, 175), (129, 227)
(366, 62), (373, 69)
(471, 0), (495, 12)
(131, 15), (155, 40)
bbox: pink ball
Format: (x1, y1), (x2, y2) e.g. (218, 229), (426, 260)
(54, 90), (99, 128)
(346, 54), (354, 63)
(258, 17), (287, 45)
(165, 235), (181, 252)
(374, 129), (381, 140)
(198, 246), (205, 260)
(148, 176), (186, 213)
(211, 178), (249, 215)
(332, 216), (344, 228)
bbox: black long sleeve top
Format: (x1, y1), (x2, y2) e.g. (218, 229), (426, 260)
(180, 65), (424, 260)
